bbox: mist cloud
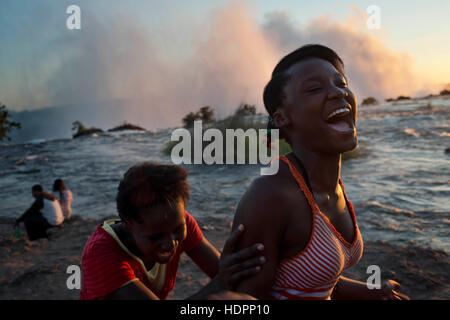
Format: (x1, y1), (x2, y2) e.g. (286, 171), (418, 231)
(5, 1), (435, 137)
(262, 9), (431, 100)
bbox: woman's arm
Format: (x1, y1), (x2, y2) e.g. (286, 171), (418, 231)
(332, 276), (410, 300)
(43, 192), (56, 201)
(186, 238), (220, 278)
(231, 178), (292, 299)
(67, 190), (73, 205)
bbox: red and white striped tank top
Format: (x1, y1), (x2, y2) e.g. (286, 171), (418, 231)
(269, 156), (364, 300)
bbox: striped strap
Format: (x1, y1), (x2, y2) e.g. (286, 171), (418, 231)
(279, 156), (318, 211)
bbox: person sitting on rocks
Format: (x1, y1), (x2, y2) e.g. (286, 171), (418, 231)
(52, 179), (73, 220)
(14, 184), (64, 240)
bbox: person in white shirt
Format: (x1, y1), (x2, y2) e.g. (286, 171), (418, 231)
(15, 184), (64, 240)
(52, 179), (73, 219)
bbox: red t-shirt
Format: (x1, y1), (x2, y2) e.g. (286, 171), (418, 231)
(79, 211), (203, 300)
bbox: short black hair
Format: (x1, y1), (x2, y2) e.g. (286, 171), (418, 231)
(32, 184), (43, 192)
(263, 44), (345, 143)
(116, 162), (190, 221)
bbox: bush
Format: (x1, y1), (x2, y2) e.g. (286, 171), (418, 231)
(386, 96), (410, 102)
(235, 103), (256, 116)
(0, 103), (21, 141)
(199, 106), (215, 123)
(165, 104), (267, 162)
(107, 121), (146, 132)
(182, 112), (201, 128)
(182, 106), (215, 128)
(361, 97), (378, 106)
(72, 121), (103, 138)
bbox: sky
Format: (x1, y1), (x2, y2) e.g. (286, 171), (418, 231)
(0, 0), (449, 130)
(257, 0), (450, 83)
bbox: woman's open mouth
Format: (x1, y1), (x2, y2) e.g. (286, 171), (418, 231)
(155, 249), (175, 262)
(155, 240), (179, 262)
(325, 106), (355, 134)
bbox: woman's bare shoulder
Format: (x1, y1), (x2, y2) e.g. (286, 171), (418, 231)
(234, 168), (307, 230)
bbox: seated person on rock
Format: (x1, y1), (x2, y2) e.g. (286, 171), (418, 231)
(15, 184), (64, 240)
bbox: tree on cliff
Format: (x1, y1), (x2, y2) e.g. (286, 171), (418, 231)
(182, 106), (215, 128)
(0, 103), (21, 141)
(71, 120), (104, 138)
(235, 103), (256, 116)
(71, 121), (86, 134)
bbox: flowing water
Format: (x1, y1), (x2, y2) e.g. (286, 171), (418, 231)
(1, 98), (449, 252)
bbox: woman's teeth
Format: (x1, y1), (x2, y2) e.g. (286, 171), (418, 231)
(327, 107), (350, 121)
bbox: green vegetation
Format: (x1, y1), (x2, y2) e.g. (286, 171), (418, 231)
(163, 104), (364, 162)
(0, 103), (21, 141)
(234, 103), (256, 116)
(361, 97), (378, 106)
(72, 121), (103, 138)
(164, 105), (268, 163)
(182, 106), (215, 128)
(386, 95), (411, 102)
(440, 89), (450, 96)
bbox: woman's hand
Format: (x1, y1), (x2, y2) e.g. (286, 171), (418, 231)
(217, 224), (265, 290)
(376, 280), (410, 300)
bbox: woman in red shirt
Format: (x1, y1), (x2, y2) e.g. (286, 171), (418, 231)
(80, 162), (265, 300)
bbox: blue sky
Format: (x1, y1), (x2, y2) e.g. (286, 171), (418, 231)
(1, 0), (449, 111)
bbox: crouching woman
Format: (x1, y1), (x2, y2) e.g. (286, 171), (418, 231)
(80, 162), (264, 300)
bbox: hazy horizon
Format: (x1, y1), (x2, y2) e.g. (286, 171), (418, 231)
(1, 1), (449, 141)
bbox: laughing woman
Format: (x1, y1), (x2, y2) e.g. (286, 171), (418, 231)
(232, 44), (409, 300)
